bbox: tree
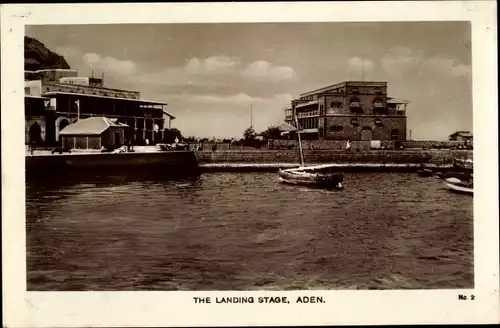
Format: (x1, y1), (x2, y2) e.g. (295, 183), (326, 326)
(261, 126), (282, 140)
(243, 127), (256, 141)
(163, 128), (183, 143)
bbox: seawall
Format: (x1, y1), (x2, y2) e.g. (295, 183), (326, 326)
(26, 149), (472, 175)
(26, 151), (199, 174)
(195, 149), (472, 166)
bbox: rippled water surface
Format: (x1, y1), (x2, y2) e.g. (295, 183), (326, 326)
(26, 172), (473, 290)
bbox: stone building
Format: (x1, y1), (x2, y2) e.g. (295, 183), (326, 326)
(284, 81), (409, 141)
(25, 69), (175, 146)
(448, 131), (473, 142)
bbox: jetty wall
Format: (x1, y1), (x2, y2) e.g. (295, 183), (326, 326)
(195, 149), (472, 166)
(26, 151), (199, 173)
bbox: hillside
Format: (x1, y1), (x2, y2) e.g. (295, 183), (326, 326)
(24, 36), (70, 71)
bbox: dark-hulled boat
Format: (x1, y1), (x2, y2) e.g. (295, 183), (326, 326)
(417, 168), (433, 177)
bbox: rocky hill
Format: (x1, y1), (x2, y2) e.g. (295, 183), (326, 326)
(25, 36), (70, 71)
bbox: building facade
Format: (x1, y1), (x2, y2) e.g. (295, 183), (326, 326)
(284, 81), (409, 141)
(59, 117), (128, 150)
(25, 69), (175, 146)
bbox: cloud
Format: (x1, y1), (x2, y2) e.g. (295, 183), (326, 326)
(185, 56), (240, 74)
(55, 46), (80, 59)
(242, 60), (296, 81)
(82, 52), (137, 76)
(423, 55), (471, 77)
(347, 57), (375, 74)
(167, 92), (293, 106)
(381, 46), (470, 79)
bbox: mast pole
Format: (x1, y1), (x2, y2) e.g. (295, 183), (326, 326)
(294, 114), (305, 167)
(361, 57), (365, 81)
(250, 104), (253, 128)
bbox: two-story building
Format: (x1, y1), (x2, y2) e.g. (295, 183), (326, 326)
(284, 81), (409, 141)
(25, 69), (175, 146)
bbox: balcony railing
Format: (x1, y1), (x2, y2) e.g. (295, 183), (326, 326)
(296, 110), (319, 118)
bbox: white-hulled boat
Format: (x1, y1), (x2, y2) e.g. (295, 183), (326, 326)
(445, 177), (473, 195)
(279, 164), (344, 188)
(278, 115), (344, 189)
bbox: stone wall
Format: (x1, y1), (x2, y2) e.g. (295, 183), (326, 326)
(267, 139), (470, 150)
(195, 149), (472, 166)
(26, 151), (199, 172)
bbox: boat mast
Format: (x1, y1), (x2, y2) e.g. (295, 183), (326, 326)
(294, 114), (305, 167)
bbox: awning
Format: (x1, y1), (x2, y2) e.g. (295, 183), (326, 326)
(299, 128), (319, 133)
(277, 122), (297, 132)
(295, 100), (319, 108)
(387, 97), (410, 105)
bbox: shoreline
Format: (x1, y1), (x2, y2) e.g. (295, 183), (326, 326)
(25, 148), (472, 173)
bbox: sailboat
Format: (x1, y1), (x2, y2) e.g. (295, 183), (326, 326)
(278, 115), (344, 189)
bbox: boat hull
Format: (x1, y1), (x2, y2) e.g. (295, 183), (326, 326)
(446, 182), (473, 195)
(445, 177), (473, 195)
(278, 168), (343, 188)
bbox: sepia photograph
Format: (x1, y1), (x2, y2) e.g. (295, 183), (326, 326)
(24, 21), (474, 291)
(2, 1), (499, 326)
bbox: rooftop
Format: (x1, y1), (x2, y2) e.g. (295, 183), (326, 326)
(59, 117), (129, 136)
(300, 81), (387, 97)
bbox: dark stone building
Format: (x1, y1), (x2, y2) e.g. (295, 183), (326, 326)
(284, 81), (409, 141)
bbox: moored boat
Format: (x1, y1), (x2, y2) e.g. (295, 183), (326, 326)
(279, 165), (344, 188)
(278, 114), (344, 189)
(445, 177), (473, 195)
(453, 157), (473, 171)
(417, 168), (433, 177)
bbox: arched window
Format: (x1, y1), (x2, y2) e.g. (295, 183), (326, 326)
(360, 127), (373, 141)
(29, 122), (42, 144)
(351, 118), (359, 126)
(349, 97), (362, 113)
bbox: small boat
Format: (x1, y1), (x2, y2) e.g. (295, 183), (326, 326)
(437, 171), (471, 181)
(453, 157), (473, 171)
(445, 177), (473, 195)
(278, 115), (344, 189)
(279, 165), (344, 188)
(417, 168), (433, 177)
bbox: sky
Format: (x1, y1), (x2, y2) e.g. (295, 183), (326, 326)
(26, 22), (472, 140)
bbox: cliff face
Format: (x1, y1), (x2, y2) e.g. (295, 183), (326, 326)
(25, 36), (70, 71)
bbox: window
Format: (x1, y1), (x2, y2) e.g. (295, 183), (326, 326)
(352, 88), (360, 94)
(372, 97), (384, 109)
(351, 118), (359, 126)
(330, 101), (342, 108)
(374, 119), (383, 126)
(374, 88), (383, 95)
(349, 97), (362, 113)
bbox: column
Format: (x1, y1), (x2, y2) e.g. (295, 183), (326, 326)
(143, 118), (146, 141)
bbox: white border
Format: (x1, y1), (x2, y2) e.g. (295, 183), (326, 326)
(1, 2), (499, 326)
